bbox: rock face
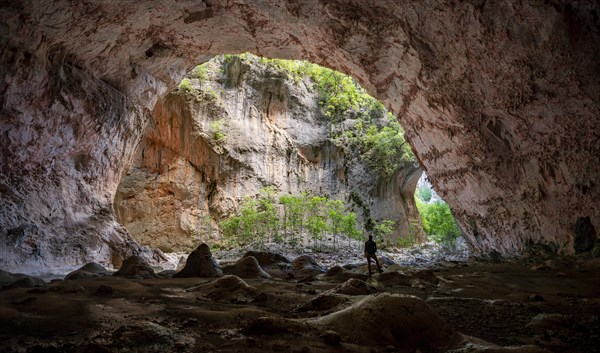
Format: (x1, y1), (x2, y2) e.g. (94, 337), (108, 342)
(115, 57), (422, 251)
(1, 1), (599, 270)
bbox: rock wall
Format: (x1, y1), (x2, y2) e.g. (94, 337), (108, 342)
(1, 1), (599, 270)
(0, 48), (153, 272)
(115, 58), (423, 252)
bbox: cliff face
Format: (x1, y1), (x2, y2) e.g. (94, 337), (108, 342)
(115, 58), (423, 252)
(1, 1), (599, 271)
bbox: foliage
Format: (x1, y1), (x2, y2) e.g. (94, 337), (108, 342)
(373, 219), (395, 246)
(340, 212), (361, 247)
(416, 185), (433, 203)
(210, 119), (226, 146)
(326, 199), (345, 250)
(178, 78), (193, 93)
(415, 198), (462, 246)
(306, 196), (327, 249)
(222, 53), (416, 178)
(360, 114), (415, 177)
(219, 188), (367, 252)
(190, 64), (209, 82)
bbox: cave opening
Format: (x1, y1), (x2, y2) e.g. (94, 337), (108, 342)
(114, 53), (437, 267)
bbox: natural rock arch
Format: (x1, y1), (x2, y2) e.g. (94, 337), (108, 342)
(1, 1), (598, 272)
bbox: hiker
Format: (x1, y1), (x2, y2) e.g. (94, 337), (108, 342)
(364, 235), (382, 275)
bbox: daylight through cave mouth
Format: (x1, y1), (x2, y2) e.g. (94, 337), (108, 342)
(115, 53), (430, 255)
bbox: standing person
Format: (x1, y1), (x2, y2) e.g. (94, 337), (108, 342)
(364, 235), (383, 276)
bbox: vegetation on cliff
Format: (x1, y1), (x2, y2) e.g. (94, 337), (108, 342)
(222, 53), (416, 177)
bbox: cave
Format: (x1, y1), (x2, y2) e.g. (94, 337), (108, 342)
(1, 1), (599, 352)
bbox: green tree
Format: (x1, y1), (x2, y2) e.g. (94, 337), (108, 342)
(210, 119), (227, 148)
(326, 199), (345, 250)
(178, 78), (193, 93)
(257, 187), (279, 246)
(341, 212), (361, 247)
(238, 198), (259, 245)
(416, 199), (462, 246)
(373, 219), (395, 247)
(190, 64), (209, 82)
(220, 216), (241, 247)
(306, 196), (327, 250)
(416, 185), (433, 203)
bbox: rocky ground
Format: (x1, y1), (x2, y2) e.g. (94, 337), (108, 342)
(0, 242), (599, 353)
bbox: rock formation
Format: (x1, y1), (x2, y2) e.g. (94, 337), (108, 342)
(173, 243), (222, 278)
(115, 56), (422, 251)
(221, 256), (272, 279)
(311, 293), (462, 350)
(113, 255), (158, 279)
(1, 1), (599, 271)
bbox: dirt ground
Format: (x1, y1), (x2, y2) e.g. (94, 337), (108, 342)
(0, 250), (599, 353)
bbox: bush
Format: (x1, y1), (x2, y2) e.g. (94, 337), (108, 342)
(178, 78), (193, 93)
(190, 65), (209, 81)
(211, 119), (226, 145)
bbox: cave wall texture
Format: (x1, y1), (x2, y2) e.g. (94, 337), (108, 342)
(1, 0), (599, 271)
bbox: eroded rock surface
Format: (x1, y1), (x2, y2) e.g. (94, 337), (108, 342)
(1, 1), (599, 270)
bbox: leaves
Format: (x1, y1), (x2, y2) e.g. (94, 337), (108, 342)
(415, 198), (462, 246)
(220, 188), (365, 251)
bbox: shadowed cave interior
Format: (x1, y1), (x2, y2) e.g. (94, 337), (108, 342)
(0, 1), (599, 352)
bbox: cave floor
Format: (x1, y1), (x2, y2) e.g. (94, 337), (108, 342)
(0, 260), (598, 353)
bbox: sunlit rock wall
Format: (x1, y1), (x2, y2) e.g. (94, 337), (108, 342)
(115, 58), (423, 251)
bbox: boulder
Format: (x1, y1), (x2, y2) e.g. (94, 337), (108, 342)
(187, 275), (263, 303)
(526, 314), (576, 330)
(65, 262), (110, 280)
(592, 241), (600, 258)
(327, 278), (375, 296)
(292, 255), (327, 278)
(296, 294), (347, 313)
(173, 244), (222, 278)
(113, 256), (158, 279)
(310, 293), (461, 351)
(322, 266), (369, 282)
(241, 251), (290, 266)
(376, 271), (412, 286)
(378, 255), (396, 267)
(0, 269), (45, 290)
(222, 256), (271, 279)
(574, 216), (597, 253)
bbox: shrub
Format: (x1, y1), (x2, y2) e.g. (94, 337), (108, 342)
(190, 64), (209, 81)
(211, 119), (226, 146)
(178, 78), (193, 93)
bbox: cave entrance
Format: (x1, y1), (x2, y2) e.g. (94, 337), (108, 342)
(115, 54), (426, 256)
(2, 1), (598, 273)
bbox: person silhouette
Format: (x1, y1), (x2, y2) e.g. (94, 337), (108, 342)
(364, 235), (383, 276)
